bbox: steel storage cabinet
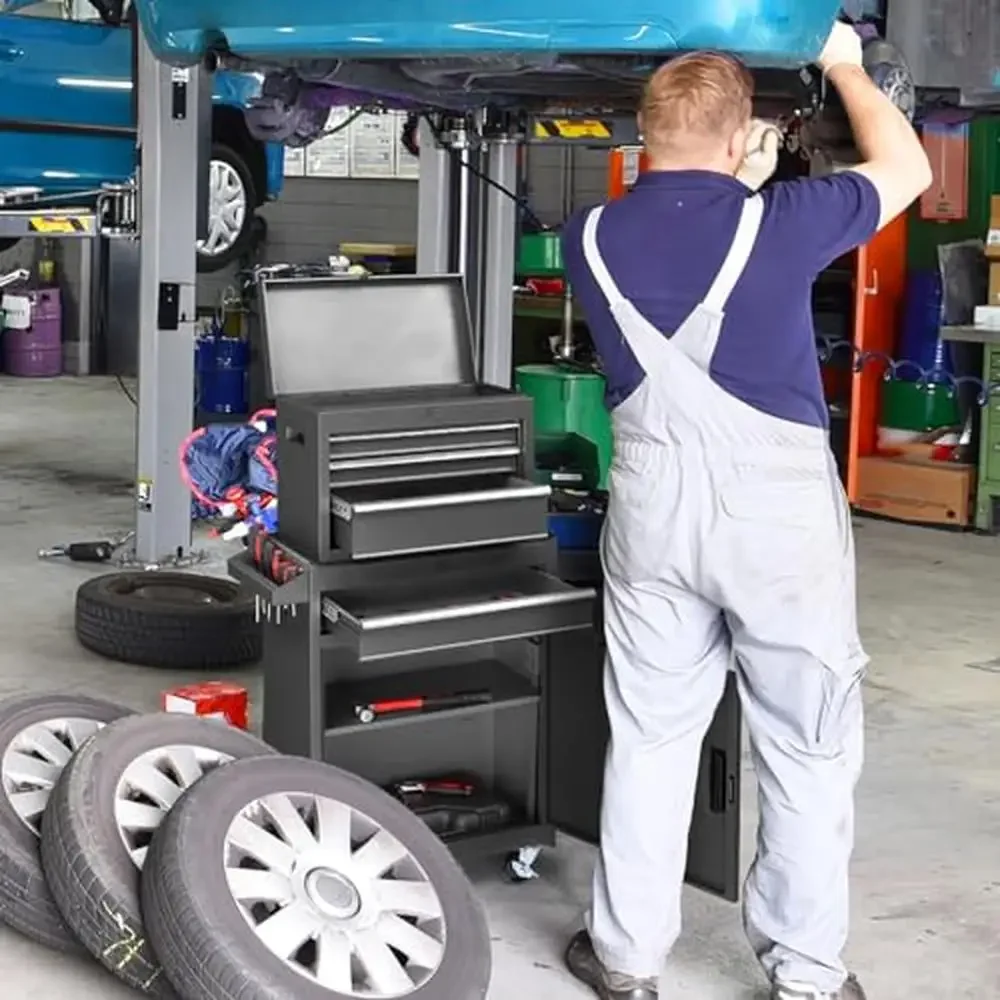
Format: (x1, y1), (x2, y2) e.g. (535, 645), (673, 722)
(230, 273), (743, 894)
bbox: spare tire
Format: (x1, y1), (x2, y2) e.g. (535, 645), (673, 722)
(0, 693), (134, 952)
(75, 571), (261, 670)
(40, 713), (276, 997)
(141, 755), (492, 1000)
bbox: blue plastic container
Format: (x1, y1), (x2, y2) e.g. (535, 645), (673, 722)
(897, 270), (951, 384)
(196, 334), (249, 415)
(547, 511), (603, 551)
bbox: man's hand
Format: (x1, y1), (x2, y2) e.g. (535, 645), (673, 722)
(737, 119), (781, 192)
(818, 22), (863, 74)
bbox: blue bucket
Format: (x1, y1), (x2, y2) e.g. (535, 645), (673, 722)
(196, 335), (249, 415)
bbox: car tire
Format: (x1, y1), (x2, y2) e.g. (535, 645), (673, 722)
(0, 693), (134, 952)
(196, 142), (259, 274)
(75, 571), (261, 670)
(40, 714), (275, 997)
(141, 755), (492, 1000)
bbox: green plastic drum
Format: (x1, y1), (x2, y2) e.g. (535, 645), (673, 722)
(515, 363), (613, 489)
(880, 378), (960, 432)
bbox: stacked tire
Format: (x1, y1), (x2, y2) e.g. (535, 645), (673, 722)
(0, 693), (491, 1000)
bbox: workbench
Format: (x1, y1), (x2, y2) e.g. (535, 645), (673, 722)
(941, 324), (1000, 531)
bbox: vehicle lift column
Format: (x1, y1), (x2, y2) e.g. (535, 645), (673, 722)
(133, 31), (208, 564)
(416, 118), (518, 389)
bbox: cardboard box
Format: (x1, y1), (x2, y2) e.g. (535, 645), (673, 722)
(855, 456), (974, 527)
(161, 681), (249, 730)
(988, 196), (1000, 260)
(989, 262), (1000, 307)
(973, 305), (1000, 329)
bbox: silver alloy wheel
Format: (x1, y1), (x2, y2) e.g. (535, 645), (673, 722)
(113, 744), (233, 869)
(198, 158), (248, 259)
(224, 792), (446, 996)
(1, 718), (105, 835)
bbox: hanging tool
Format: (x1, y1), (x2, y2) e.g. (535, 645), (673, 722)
(39, 540), (117, 563)
(393, 778), (477, 797)
(354, 691), (493, 725)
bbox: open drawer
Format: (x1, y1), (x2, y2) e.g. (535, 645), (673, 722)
(321, 568), (596, 661)
(329, 475), (551, 560)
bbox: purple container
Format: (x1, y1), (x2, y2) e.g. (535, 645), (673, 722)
(3, 288), (62, 377)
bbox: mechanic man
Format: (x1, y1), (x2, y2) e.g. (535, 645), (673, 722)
(560, 22), (931, 1000)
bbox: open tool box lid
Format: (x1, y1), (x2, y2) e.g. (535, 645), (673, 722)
(257, 273), (477, 397)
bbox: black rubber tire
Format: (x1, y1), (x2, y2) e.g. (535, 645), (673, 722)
(75, 571), (261, 670)
(40, 714), (275, 997)
(196, 142), (259, 273)
(141, 756), (492, 1000)
(0, 693), (134, 952)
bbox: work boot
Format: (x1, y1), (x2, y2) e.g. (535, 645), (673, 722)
(565, 931), (659, 999)
(772, 974), (868, 1000)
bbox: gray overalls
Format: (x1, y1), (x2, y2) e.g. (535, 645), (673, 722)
(580, 194), (868, 994)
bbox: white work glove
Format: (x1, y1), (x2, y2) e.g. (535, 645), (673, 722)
(817, 21), (864, 74)
(736, 119), (782, 191)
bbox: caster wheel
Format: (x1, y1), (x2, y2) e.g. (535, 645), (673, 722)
(505, 846), (542, 883)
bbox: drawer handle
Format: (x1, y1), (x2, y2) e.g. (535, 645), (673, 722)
(347, 484), (551, 516)
(330, 422), (521, 444)
(323, 586), (596, 632)
(329, 446), (521, 471)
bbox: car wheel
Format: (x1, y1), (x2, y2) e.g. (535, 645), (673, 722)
(0, 693), (134, 952)
(40, 714), (275, 997)
(197, 142), (259, 273)
(141, 755), (492, 1000)
(75, 571), (261, 670)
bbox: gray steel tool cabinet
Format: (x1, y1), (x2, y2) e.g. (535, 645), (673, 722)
(229, 272), (743, 894)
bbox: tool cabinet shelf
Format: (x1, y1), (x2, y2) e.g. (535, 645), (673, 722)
(323, 657), (539, 735)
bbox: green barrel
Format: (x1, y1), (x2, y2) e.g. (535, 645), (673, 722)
(515, 363), (613, 489)
(880, 379), (961, 432)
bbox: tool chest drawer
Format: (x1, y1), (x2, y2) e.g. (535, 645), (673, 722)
(329, 475), (550, 560)
(328, 421), (523, 488)
(321, 569), (596, 661)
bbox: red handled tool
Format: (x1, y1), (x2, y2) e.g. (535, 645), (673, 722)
(354, 691), (492, 725)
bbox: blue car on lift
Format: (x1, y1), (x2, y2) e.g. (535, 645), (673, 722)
(0, 0), (284, 271)
(127, 0), (998, 157)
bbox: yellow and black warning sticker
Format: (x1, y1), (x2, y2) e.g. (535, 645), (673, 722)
(532, 119), (613, 140)
(27, 216), (93, 235)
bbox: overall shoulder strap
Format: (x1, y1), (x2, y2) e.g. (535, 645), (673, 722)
(701, 194), (765, 313)
(580, 206), (624, 306)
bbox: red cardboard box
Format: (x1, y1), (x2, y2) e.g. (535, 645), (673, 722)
(161, 681), (249, 730)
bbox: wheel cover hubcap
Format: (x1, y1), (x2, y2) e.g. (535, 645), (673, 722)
(1, 717), (105, 835)
(114, 744), (233, 869)
(224, 792), (446, 996)
(198, 158), (247, 258)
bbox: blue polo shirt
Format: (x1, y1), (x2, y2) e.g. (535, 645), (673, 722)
(561, 170), (881, 428)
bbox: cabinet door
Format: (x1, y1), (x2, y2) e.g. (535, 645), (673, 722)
(545, 590), (743, 902)
(846, 212), (908, 503)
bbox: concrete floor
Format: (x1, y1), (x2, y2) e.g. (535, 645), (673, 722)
(0, 375), (998, 999)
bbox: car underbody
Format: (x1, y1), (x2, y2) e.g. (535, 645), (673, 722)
(229, 46), (913, 162)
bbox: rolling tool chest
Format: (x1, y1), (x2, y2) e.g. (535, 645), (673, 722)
(230, 272), (743, 894)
